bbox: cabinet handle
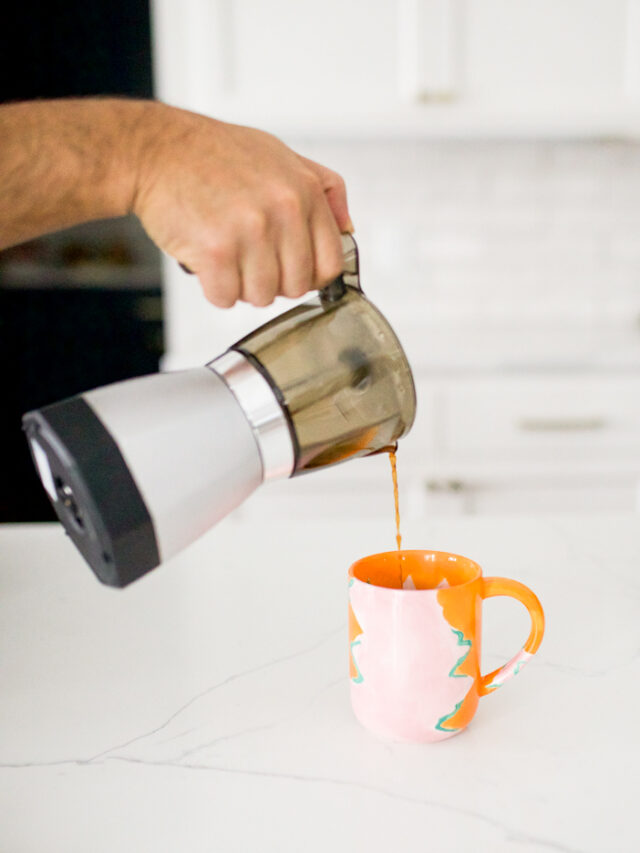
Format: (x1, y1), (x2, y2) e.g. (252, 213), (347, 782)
(517, 417), (607, 432)
(426, 479), (467, 492)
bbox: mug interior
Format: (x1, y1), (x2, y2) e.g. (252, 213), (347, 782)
(350, 550), (481, 591)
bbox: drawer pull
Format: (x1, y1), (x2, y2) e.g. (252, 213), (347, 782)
(426, 479), (467, 492)
(517, 417), (607, 432)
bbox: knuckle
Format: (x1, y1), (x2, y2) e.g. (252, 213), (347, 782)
(206, 244), (232, 268)
(328, 169), (346, 192)
(301, 169), (324, 197)
(242, 207), (269, 240)
(274, 188), (303, 220)
(198, 234), (234, 268)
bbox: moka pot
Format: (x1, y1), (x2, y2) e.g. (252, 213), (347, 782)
(23, 235), (416, 587)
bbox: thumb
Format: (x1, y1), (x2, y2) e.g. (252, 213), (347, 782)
(299, 155), (354, 234)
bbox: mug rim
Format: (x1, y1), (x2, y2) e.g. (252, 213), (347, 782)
(349, 548), (482, 592)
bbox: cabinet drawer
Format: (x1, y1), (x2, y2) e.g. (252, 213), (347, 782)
(441, 376), (640, 460)
(422, 478), (639, 516)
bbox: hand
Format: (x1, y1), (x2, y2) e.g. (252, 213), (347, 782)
(132, 104), (353, 307)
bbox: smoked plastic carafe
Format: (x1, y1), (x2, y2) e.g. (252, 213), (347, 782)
(23, 235), (416, 587)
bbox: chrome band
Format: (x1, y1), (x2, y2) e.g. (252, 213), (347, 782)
(207, 350), (295, 481)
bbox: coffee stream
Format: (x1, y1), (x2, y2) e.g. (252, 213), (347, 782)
(389, 449), (402, 551)
(389, 449), (404, 588)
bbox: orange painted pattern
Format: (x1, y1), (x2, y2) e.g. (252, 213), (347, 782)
(436, 582), (480, 731)
(348, 597), (364, 681)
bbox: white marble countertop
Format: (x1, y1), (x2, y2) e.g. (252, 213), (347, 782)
(1, 513), (638, 853)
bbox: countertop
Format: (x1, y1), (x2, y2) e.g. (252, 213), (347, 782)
(1, 512), (638, 853)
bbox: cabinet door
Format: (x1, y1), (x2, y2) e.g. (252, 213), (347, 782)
(440, 376), (640, 464)
(152, 0), (397, 115)
(229, 1), (397, 109)
(463, 0), (631, 111)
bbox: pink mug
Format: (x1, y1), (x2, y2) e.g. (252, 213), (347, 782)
(348, 549), (545, 742)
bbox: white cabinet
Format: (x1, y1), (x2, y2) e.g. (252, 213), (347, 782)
(440, 376), (640, 462)
(403, 373), (640, 515)
(151, 0), (640, 137)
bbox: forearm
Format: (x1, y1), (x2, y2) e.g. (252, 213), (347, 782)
(0, 98), (151, 250)
(0, 97), (351, 306)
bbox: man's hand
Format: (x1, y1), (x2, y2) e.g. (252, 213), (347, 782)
(133, 105), (353, 307)
(0, 98), (353, 308)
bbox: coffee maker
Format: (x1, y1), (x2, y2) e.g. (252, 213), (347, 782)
(23, 235), (416, 587)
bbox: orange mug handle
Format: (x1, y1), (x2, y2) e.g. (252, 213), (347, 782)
(479, 577), (545, 697)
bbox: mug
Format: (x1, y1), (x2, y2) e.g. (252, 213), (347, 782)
(348, 549), (545, 743)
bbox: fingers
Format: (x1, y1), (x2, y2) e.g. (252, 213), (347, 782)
(299, 155), (354, 234)
(277, 218), (315, 299)
(188, 183), (344, 308)
(192, 240), (241, 308)
(196, 205), (342, 307)
(308, 191), (344, 289)
(192, 217), (281, 309)
(272, 172), (344, 299)
(238, 211), (280, 307)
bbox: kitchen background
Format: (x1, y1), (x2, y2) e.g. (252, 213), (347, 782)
(2, 0), (640, 526)
(0, 0), (162, 521)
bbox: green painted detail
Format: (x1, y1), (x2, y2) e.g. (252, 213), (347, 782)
(350, 639), (364, 684)
(448, 629), (472, 678)
(488, 657), (527, 691)
(435, 700), (463, 732)
(348, 578), (355, 588)
(436, 630), (473, 731)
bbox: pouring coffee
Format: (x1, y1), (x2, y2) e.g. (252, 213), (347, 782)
(22, 235), (416, 587)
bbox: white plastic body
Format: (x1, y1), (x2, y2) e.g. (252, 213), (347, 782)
(84, 368), (263, 563)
